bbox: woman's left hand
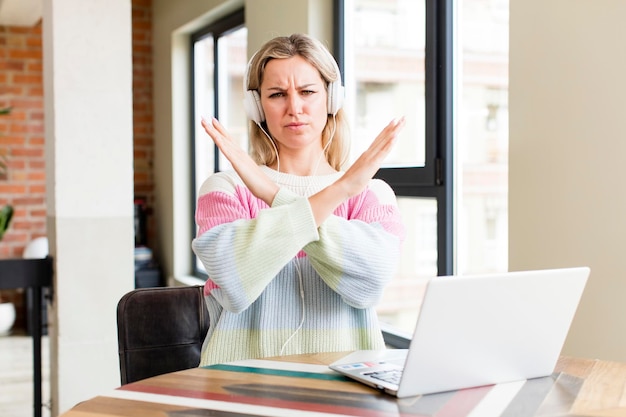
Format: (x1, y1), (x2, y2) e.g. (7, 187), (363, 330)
(307, 116), (405, 227)
(337, 116), (405, 198)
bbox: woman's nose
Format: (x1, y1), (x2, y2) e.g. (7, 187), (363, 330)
(286, 93), (303, 114)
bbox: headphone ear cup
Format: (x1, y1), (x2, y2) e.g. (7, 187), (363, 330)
(327, 81), (344, 116)
(244, 90), (264, 124)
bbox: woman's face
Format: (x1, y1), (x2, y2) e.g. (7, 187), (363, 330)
(259, 55), (328, 156)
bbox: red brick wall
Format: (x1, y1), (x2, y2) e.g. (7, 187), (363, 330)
(0, 22), (45, 330)
(0, 23), (45, 259)
(0, 0), (154, 331)
(132, 0), (156, 250)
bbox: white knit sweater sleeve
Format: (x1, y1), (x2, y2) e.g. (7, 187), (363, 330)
(192, 171), (319, 313)
(304, 179), (404, 309)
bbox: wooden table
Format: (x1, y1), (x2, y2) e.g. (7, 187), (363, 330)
(60, 352), (626, 417)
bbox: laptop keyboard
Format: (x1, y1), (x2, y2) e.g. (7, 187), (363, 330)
(366, 368), (403, 385)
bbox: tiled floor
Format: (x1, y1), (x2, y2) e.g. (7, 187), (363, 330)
(0, 334), (51, 417)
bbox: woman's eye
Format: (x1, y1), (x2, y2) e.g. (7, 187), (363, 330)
(301, 90), (315, 96)
(269, 92), (285, 98)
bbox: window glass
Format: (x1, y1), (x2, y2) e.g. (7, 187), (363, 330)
(456, 0), (508, 275)
(193, 35), (215, 189)
(194, 27), (248, 178)
(342, 0), (509, 334)
(216, 28), (248, 171)
(377, 197), (437, 333)
(344, 0), (433, 334)
(344, 0), (426, 168)
(192, 18), (246, 276)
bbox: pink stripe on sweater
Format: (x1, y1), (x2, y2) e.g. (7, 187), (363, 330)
(204, 279), (220, 296)
(196, 185), (403, 239)
(195, 186), (265, 235)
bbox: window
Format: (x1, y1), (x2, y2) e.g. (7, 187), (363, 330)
(189, 2), (510, 338)
(456, 0), (509, 275)
(191, 10), (246, 275)
(338, 0), (509, 336)
(338, 0), (452, 336)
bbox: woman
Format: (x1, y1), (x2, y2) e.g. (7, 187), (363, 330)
(193, 33), (406, 366)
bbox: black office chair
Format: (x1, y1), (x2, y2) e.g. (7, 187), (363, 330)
(116, 285), (210, 384)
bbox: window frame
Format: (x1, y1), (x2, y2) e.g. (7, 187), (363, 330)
(189, 9), (245, 277)
(334, 0), (453, 348)
(334, 0), (453, 276)
(188, 2), (455, 345)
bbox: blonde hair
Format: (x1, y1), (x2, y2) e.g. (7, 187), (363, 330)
(246, 33), (349, 171)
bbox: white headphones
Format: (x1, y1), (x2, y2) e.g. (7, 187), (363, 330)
(243, 48), (344, 124)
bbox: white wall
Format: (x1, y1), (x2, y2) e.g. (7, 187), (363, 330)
(509, 0), (626, 361)
(43, 0), (134, 414)
(152, 0), (333, 284)
(245, 0), (333, 53)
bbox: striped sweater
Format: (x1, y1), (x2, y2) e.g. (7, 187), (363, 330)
(191, 166), (405, 366)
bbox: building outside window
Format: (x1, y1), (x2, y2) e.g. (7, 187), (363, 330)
(342, 0), (509, 333)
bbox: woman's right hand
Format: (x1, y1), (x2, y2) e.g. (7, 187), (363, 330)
(201, 117), (279, 206)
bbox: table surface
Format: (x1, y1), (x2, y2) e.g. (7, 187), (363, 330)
(61, 352), (626, 417)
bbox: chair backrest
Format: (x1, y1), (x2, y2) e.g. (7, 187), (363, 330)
(117, 285), (209, 385)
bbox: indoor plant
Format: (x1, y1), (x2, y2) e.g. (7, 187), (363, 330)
(0, 106), (16, 335)
(0, 150), (13, 240)
(0, 106), (13, 239)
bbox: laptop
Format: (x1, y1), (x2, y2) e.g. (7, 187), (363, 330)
(330, 267), (589, 398)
